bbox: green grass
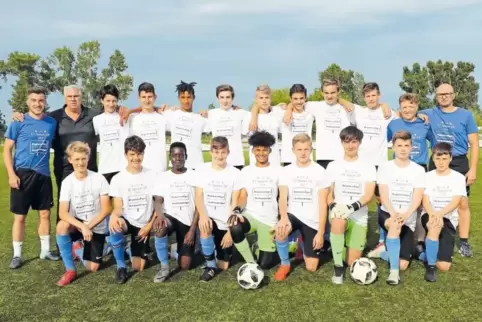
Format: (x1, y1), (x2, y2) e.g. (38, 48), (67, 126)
(0, 150), (481, 321)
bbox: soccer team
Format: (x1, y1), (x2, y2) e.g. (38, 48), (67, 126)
(4, 78), (478, 287)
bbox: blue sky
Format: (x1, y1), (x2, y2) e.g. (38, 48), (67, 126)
(1, 0), (482, 122)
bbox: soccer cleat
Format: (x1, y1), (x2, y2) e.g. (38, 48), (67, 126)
(40, 251), (60, 261)
(200, 267), (217, 282)
(331, 265), (344, 285)
(458, 241), (472, 257)
(424, 265), (437, 282)
(9, 257), (22, 269)
(367, 243), (386, 258)
(115, 267), (128, 284)
(153, 264), (170, 283)
(274, 264), (291, 281)
(386, 270), (400, 286)
(56, 270), (76, 286)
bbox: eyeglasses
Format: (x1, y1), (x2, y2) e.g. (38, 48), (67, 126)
(436, 93), (454, 97)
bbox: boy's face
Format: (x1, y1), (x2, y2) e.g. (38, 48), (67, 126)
(69, 152), (89, 172)
(170, 147), (186, 170)
(252, 146), (270, 164)
(433, 153), (452, 171)
(400, 100), (418, 120)
(102, 94), (118, 113)
(292, 141), (312, 163)
(217, 91), (233, 109)
(322, 85), (339, 105)
(210, 146), (229, 166)
(126, 150), (144, 168)
(392, 139), (412, 160)
(138, 91), (156, 109)
(27, 93), (46, 116)
(255, 91), (271, 112)
(290, 92), (306, 110)
(178, 91), (194, 110)
(363, 89), (380, 108)
(342, 138), (360, 157)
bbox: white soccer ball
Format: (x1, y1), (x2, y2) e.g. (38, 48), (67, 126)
(237, 263), (265, 290)
(350, 257), (378, 285)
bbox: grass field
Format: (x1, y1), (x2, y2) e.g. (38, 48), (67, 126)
(0, 150), (481, 321)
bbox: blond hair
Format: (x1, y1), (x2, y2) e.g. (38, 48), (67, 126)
(292, 133), (312, 147)
(322, 78), (340, 91)
(399, 93), (419, 105)
(256, 84), (271, 95)
(66, 141), (91, 158)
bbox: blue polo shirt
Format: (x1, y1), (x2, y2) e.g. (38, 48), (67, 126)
(388, 117), (430, 164)
(5, 114), (57, 176)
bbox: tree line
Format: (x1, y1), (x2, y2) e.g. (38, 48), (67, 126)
(1, 40), (481, 135)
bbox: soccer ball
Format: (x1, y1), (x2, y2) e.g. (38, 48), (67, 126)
(237, 263), (264, 290)
(350, 257), (378, 285)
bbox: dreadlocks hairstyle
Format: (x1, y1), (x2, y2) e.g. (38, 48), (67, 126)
(176, 81), (197, 99)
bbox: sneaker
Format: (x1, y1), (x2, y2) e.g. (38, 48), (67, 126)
(424, 265), (437, 282)
(9, 257), (22, 269)
(56, 270), (76, 286)
(274, 264), (291, 281)
(115, 267), (128, 284)
(40, 251), (60, 261)
(200, 267), (217, 282)
(331, 265), (344, 285)
(367, 243), (386, 258)
(459, 241), (473, 257)
(386, 270), (400, 285)
(153, 264), (170, 283)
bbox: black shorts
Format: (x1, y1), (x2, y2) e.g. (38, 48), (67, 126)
(103, 172), (119, 184)
(70, 230), (106, 264)
(10, 168), (53, 215)
(282, 162), (291, 167)
(316, 160), (333, 169)
(374, 165), (380, 197)
(165, 214), (195, 257)
(429, 155), (470, 196)
(287, 213), (320, 258)
(211, 220), (233, 261)
(378, 209), (414, 261)
(234, 165), (244, 171)
(421, 213), (456, 263)
(123, 218), (151, 260)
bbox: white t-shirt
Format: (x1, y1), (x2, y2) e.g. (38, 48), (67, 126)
(164, 110), (209, 169)
(423, 169), (467, 228)
(240, 164), (280, 227)
(93, 112), (130, 174)
(242, 111), (282, 166)
(207, 108), (249, 166)
(326, 158), (377, 226)
(352, 105), (395, 166)
(128, 112), (167, 172)
(152, 169), (196, 227)
(109, 168), (158, 228)
(194, 162), (242, 230)
(273, 106), (314, 163)
(59, 170), (110, 234)
(305, 101), (352, 161)
(279, 162), (330, 230)
(377, 160), (426, 231)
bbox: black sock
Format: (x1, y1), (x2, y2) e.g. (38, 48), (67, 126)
(460, 238), (468, 243)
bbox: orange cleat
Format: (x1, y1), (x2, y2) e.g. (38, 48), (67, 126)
(56, 270), (76, 287)
(274, 264), (291, 281)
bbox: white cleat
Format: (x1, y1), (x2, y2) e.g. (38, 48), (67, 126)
(386, 270), (400, 285)
(367, 243), (386, 258)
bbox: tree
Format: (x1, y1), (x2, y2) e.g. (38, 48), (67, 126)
(399, 63), (432, 109)
(271, 88), (290, 105)
(8, 72), (30, 113)
(208, 103), (216, 110)
(318, 64), (366, 105)
(307, 88), (323, 101)
(0, 110), (7, 136)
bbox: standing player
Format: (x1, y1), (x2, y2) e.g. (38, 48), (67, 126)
(128, 82), (168, 172)
(55, 142), (111, 286)
(151, 142), (199, 282)
(4, 86), (59, 268)
(195, 136), (242, 281)
(371, 131), (425, 285)
(326, 126), (376, 284)
(422, 82), (479, 257)
(421, 142), (467, 282)
(228, 131), (281, 269)
(108, 136), (158, 284)
(274, 134), (330, 281)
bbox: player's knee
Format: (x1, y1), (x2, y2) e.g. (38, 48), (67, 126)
(87, 263), (100, 272)
(275, 232), (288, 242)
(229, 223), (245, 244)
(38, 210), (50, 220)
(154, 228), (167, 238)
(400, 260), (410, 271)
(330, 219), (346, 234)
(437, 262), (451, 272)
(14, 215), (26, 224)
(305, 263), (317, 272)
(459, 197), (469, 211)
(56, 220), (70, 234)
(200, 229), (213, 239)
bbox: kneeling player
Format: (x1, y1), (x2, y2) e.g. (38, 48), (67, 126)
(152, 142), (198, 282)
(195, 136), (242, 281)
(421, 142), (466, 282)
(228, 131), (280, 270)
(274, 134), (330, 281)
(371, 131), (425, 285)
(108, 135), (158, 284)
(55, 142), (111, 286)
(326, 126), (376, 284)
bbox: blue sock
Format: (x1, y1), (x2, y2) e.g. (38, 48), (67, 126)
(56, 234), (75, 271)
(155, 236), (169, 265)
(110, 232), (127, 269)
(379, 227), (386, 243)
(380, 250), (389, 262)
(386, 237), (400, 270)
(200, 235), (216, 268)
(276, 240), (290, 265)
(425, 238), (439, 266)
(418, 251), (427, 262)
(288, 230), (300, 242)
(73, 245), (86, 267)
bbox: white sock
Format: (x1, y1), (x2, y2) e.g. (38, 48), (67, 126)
(39, 235), (50, 254)
(13, 241), (23, 258)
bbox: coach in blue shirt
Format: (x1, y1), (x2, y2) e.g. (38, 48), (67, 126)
(423, 83), (479, 257)
(4, 86), (60, 269)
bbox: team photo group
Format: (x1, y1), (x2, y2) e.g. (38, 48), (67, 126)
(4, 77), (478, 289)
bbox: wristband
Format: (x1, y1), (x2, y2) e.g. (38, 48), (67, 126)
(350, 201), (362, 211)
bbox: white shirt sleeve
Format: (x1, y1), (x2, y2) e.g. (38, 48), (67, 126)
(453, 173), (468, 197)
(239, 168), (249, 190)
(241, 113), (251, 136)
(109, 175), (122, 198)
(366, 164), (377, 182)
(100, 175), (110, 195)
(414, 166), (426, 189)
(93, 116), (100, 136)
(232, 169), (243, 191)
(59, 178), (71, 202)
(376, 163), (389, 184)
(151, 173), (167, 197)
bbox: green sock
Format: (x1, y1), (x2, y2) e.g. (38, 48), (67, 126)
(235, 239), (255, 263)
(330, 233), (345, 267)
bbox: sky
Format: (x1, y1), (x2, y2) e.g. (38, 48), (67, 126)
(1, 0), (482, 122)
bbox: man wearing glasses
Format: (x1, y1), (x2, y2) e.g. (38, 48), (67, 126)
(421, 82), (479, 257)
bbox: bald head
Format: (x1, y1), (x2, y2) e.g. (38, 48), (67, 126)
(435, 83), (455, 108)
